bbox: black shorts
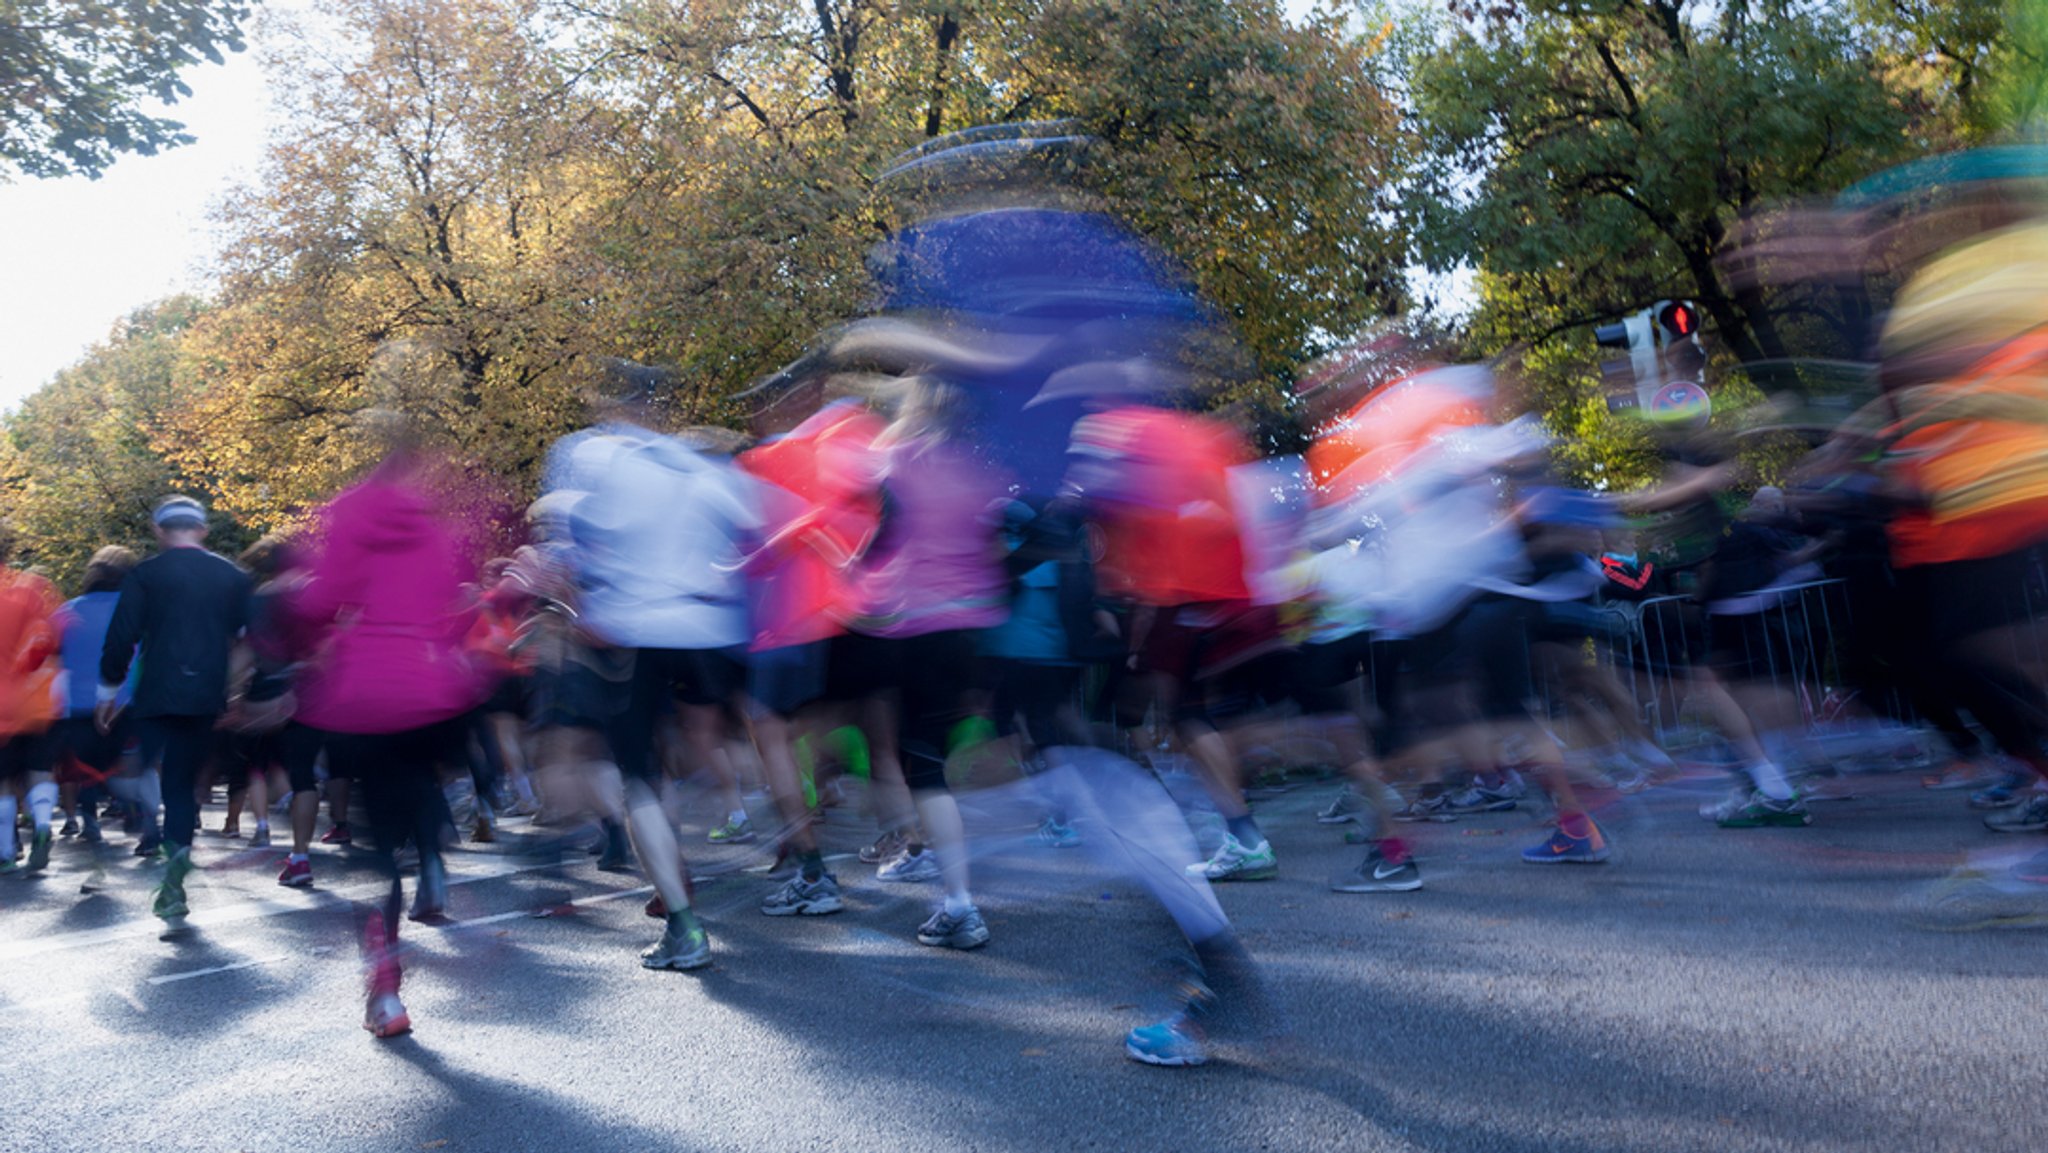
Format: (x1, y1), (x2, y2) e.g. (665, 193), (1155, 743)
(825, 632), (898, 701)
(604, 646), (746, 783)
(748, 641), (828, 718)
(988, 659), (1085, 747)
(483, 675), (529, 716)
(282, 723), (335, 792)
(0, 731), (54, 780)
(52, 716), (126, 782)
(1293, 631), (1375, 716)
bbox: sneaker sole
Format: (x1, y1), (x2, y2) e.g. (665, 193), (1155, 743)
(917, 931), (990, 949)
(1718, 813), (1814, 828)
(641, 951), (713, 971)
(278, 876), (314, 889)
(1125, 1044), (1205, 1067)
(878, 869), (941, 883)
(1521, 851), (1610, 864)
(1316, 811), (1362, 825)
(1443, 801), (1517, 815)
(1331, 877), (1423, 893)
(1209, 865), (1279, 882)
(761, 898), (845, 917)
(1985, 821), (2048, 833)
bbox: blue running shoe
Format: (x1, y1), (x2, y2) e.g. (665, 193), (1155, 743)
(1125, 1014), (1207, 1066)
(1520, 821), (1610, 864)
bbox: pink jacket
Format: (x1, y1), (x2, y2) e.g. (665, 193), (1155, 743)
(288, 462), (485, 734)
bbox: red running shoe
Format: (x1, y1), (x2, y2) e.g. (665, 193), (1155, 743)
(277, 857), (313, 888)
(321, 823), (353, 846)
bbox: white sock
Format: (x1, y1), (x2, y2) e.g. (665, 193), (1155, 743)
(1748, 759), (1796, 801)
(0, 795), (15, 857)
(28, 780), (57, 831)
(728, 808), (748, 827)
(289, 852), (309, 864)
(943, 894), (974, 918)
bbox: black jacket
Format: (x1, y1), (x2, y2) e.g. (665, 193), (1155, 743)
(100, 547), (252, 719)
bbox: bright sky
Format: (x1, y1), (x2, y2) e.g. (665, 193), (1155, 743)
(0, 44), (273, 407)
(0, 0), (1356, 411)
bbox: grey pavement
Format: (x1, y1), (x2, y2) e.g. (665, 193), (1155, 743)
(3, 765), (2046, 1152)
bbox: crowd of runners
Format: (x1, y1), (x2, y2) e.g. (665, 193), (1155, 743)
(5, 129), (2048, 1067)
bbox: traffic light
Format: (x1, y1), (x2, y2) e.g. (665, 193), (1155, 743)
(1596, 299), (1706, 419)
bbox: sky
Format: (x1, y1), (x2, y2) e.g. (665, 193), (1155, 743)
(0, 44), (274, 407)
(0, 0), (1361, 411)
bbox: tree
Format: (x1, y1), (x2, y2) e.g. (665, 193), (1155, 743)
(0, 0), (252, 179)
(1403, 1), (1923, 367)
(0, 297), (247, 588)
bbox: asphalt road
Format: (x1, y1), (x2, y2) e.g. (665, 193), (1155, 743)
(3, 762), (2045, 1153)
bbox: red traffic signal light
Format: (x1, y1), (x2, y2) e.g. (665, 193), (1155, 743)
(1657, 301), (1697, 338)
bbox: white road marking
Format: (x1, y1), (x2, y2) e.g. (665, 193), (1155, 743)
(148, 954), (287, 985)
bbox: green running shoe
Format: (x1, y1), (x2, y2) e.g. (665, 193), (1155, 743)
(707, 817), (756, 844)
(26, 827), (52, 873)
(640, 916), (712, 970)
(1716, 792), (1813, 828)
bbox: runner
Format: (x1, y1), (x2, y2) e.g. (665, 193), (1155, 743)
(544, 359), (763, 971)
(96, 497), (252, 929)
(0, 523), (64, 877)
(285, 431), (488, 1036)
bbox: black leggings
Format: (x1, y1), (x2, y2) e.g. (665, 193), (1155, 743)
(888, 630), (982, 792)
(143, 715), (216, 851)
(328, 720), (464, 934)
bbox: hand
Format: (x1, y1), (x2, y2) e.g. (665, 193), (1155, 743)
(93, 699), (121, 736)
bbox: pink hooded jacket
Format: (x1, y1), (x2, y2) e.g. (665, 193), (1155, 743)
(288, 461), (486, 734)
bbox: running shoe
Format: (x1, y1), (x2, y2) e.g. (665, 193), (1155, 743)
(640, 919), (712, 970)
(1035, 817), (1081, 847)
(364, 991), (412, 1038)
(1521, 822), (1610, 864)
(1985, 793), (2048, 833)
(1391, 794), (1456, 823)
(152, 849), (194, 920)
(470, 818), (495, 845)
(321, 823), (353, 846)
(915, 906), (990, 949)
(1924, 761), (1993, 791)
(408, 859), (449, 922)
(1316, 786), (1368, 825)
(1330, 847), (1422, 893)
(877, 847), (941, 882)
(596, 823), (634, 872)
(1125, 1013), (1207, 1067)
(1185, 834), (1278, 882)
(761, 872), (845, 916)
(0, 859), (16, 876)
(1906, 868), (2048, 931)
(248, 824), (271, 848)
(1699, 784), (1751, 822)
(858, 829), (910, 865)
(133, 833), (163, 859)
(58, 816), (78, 837)
(707, 817), (756, 845)
(1969, 778), (2028, 809)
(1442, 780), (1519, 814)
(277, 857), (313, 888)
(80, 815), (102, 844)
(1716, 792), (1813, 828)
(26, 827), (52, 873)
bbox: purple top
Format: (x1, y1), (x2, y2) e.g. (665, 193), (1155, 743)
(847, 436), (1010, 638)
